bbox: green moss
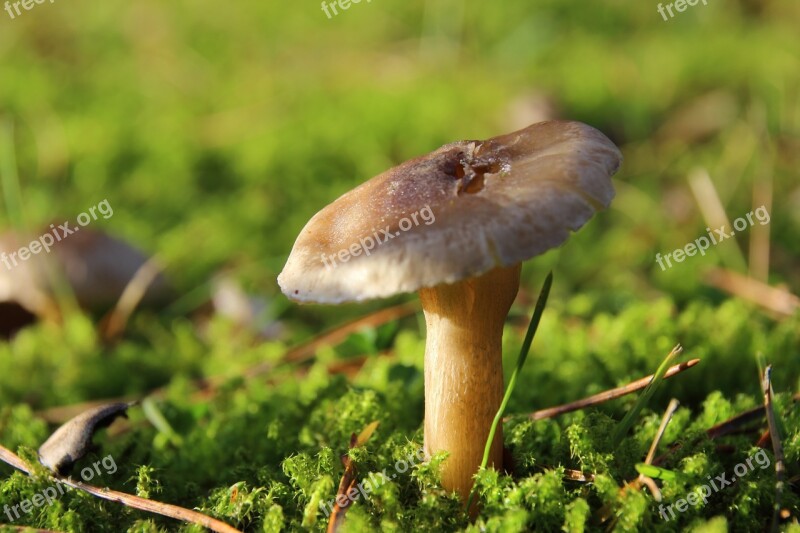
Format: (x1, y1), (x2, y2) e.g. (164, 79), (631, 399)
(2, 298), (798, 531)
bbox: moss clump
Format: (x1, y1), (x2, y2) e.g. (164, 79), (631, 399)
(2, 298), (798, 532)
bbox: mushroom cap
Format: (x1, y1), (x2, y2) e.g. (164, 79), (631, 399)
(278, 120), (622, 304)
(0, 228), (171, 314)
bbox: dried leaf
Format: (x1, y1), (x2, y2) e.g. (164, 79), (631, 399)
(38, 401), (137, 475)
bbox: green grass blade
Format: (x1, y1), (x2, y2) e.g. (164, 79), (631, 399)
(142, 397), (184, 447)
(467, 272), (553, 511)
(0, 118), (26, 228)
(756, 351), (767, 380)
(635, 463), (678, 481)
(611, 344), (683, 447)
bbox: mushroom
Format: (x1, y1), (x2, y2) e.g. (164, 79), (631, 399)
(0, 229), (171, 337)
(277, 120), (622, 503)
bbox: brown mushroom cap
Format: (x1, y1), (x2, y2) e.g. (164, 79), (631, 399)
(278, 120), (622, 304)
(0, 229), (171, 313)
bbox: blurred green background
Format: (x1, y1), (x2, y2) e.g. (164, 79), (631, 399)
(1, 1), (799, 531)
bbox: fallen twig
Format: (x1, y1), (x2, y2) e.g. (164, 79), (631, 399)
(327, 421), (380, 533)
(0, 444), (241, 533)
(100, 256), (165, 341)
(39, 303), (417, 423)
(706, 268), (799, 318)
(509, 359), (699, 423)
(705, 404), (771, 440)
(652, 391), (800, 467)
(0, 526), (62, 532)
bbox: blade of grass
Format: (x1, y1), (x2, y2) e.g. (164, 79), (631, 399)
(635, 463), (678, 482)
(0, 118), (26, 228)
(688, 168), (747, 272)
(760, 362), (785, 533)
(630, 398), (680, 501)
(642, 398), (680, 466)
(467, 272), (553, 511)
(0, 118), (82, 321)
(141, 397), (183, 447)
(611, 344), (683, 447)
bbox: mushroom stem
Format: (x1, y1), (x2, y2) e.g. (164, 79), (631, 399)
(419, 264), (521, 506)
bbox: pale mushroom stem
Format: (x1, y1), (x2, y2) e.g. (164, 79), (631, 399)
(419, 263), (521, 506)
